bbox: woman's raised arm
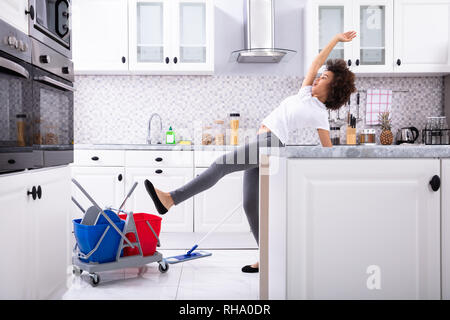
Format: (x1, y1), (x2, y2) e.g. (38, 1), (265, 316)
(302, 31), (357, 88)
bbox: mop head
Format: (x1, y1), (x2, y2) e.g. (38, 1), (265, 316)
(165, 251), (212, 264)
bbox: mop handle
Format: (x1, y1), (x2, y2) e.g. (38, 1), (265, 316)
(71, 178), (135, 248)
(196, 202), (243, 247)
(117, 182), (138, 212)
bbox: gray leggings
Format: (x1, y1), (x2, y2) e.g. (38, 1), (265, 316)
(169, 132), (284, 245)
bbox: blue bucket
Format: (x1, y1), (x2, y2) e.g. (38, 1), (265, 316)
(73, 210), (125, 264)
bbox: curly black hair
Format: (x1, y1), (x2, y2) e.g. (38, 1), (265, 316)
(324, 59), (357, 110)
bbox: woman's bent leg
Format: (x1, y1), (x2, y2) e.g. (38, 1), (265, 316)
(243, 167), (260, 245)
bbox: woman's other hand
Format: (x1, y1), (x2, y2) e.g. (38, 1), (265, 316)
(336, 31), (357, 43)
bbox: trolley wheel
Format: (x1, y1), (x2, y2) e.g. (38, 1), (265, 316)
(72, 266), (83, 276)
(89, 273), (100, 286)
(158, 261), (169, 273)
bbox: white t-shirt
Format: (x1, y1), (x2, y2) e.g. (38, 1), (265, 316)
(262, 85), (330, 144)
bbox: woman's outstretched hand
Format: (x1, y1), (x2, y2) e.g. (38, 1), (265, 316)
(336, 31), (357, 42)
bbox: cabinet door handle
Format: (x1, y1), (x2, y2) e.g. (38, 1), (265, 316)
(7, 159), (16, 164)
(27, 186), (37, 200)
(430, 175), (440, 192)
(37, 185), (42, 199)
(347, 59), (352, 67)
(91, 156), (99, 161)
(118, 174), (123, 181)
(397, 59), (402, 66)
(173, 57), (178, 64)
(122, 56), (126, 63)
(25, 5), (35, 20)
(155, 157), (163, 162)
(165, 57), (170, 64)
(355, 59), (360, 66)
(155, 169), (163, 174)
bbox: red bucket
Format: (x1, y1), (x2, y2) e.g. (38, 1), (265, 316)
(119, 213), (162, 257)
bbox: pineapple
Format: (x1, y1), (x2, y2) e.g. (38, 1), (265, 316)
(379, 112), (393, 145)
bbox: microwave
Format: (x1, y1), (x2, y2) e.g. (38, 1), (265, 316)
(27, 0), (72, 59)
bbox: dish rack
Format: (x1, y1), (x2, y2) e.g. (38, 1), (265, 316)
(422, 129), (450, 145)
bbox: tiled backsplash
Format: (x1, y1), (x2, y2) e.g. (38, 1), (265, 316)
(74, 75), (444, 145)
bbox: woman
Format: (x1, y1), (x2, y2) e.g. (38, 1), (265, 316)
(145, 31), (357, 273)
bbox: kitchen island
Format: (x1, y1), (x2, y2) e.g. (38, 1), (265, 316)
(259, 145), (450, 300)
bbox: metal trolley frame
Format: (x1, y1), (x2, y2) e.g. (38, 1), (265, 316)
(71, 178), (168, 286)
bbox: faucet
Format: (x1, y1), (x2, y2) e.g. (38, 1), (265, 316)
(147, 113), (163, 144)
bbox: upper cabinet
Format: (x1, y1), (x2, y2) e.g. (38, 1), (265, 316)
(394, 0), (450, 73)
(72, 0), (129, 73)
(73, 0), (214, 75)
(129, 0), (214, 73)
(306, 0), (450, 75)
(0, 0), (29, 34)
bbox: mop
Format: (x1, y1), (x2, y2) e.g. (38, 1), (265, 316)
(165, 202), (243, 264)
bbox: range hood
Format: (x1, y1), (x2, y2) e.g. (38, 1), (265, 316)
(231, 0), (296, 63)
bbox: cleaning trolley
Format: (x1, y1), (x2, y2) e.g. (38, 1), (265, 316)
(71, 178), (168, 286)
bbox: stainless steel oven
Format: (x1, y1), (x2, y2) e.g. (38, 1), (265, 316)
(0, 19), (34, 173)
(31, 38), (74, 169)
(27, 0), (72, 58)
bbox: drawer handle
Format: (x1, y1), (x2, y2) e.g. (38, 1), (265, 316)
(155, 157), (163, 162)
(91, 156), (99, 161)
(8, 159), (16, 164)
(118, 174), (123, 181)
(155, 169), (163, 174)
(27, 186), (37, 200)
(430, 175), (440, 192)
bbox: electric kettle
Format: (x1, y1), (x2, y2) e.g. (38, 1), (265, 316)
(395, 127), (419, 144)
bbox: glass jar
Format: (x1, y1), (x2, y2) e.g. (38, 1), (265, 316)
(202, 126), (213, 145)
(229, 113), (240, 145)
(213, 120), (225, 145)
(16, 114), (27, 147)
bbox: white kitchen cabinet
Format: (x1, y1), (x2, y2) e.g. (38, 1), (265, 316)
(72, 0), (129, 73)
(283, 159), (440, 299)
(306, 0), (393, 73)
(0, 170), (31, 299)
(0, 0), (29, 34)
(393, 0), (450, 73)
(194, 168), (250, 233)
(0, 166), (70, 299)
(128, 0), (214, 74)
(305, 0), (353, 73)
(125, 167), (194, 232)
(306, 0), (450, 75)
(441, 159), (450, 300)
(70, 166), (126, 220)
(352, 0), (394, 73)
(30, 166), (71, 299)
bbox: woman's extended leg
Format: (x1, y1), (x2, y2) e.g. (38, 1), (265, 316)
(145, 132), (282, 214)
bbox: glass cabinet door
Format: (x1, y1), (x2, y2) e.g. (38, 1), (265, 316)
(172, 0), (213, 72)
(318, 6), (345, 61)
(137, 1), (165, 63)
(354, 1), (393, 72)
(129, 0), (170, 70)
(178, 2), (206, 63)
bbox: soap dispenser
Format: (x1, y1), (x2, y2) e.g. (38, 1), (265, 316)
(166, 126), (176, 144)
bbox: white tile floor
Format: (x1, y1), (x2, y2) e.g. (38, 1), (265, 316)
(61, 249), (259, 300)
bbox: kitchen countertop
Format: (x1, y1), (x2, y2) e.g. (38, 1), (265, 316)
(261, 144), (450, 158)
(76, 143), (450, 158)
(75, 143), (241, 151)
